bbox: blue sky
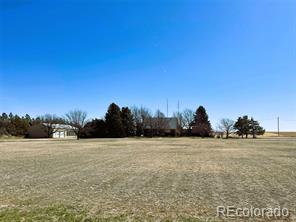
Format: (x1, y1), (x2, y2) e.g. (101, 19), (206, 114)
(0, 0), (295, 131)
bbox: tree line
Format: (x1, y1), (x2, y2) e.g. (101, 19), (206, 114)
(0, 103), (265, 139)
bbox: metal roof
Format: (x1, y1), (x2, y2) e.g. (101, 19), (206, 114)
(42, 123), (77, 130)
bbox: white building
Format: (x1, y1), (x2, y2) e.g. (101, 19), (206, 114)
(51, 124), (77, 139)
(27, 123), (77, 139)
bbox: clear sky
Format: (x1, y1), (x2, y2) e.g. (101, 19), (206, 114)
(0, 0), (295, 131)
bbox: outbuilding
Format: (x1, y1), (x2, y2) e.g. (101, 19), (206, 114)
(27, 123), (77, 139)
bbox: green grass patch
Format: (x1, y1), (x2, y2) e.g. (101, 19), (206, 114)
(0, 204), (87, 222)
(0, 205), (212, 222)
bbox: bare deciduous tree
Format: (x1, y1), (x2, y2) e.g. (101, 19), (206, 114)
(181, 109), (194, 135)
(217, 118), (235, 139)
(173, 112), (185, 129)
(153, 110), (168, 136)
(131, 106), (152, 136)
(65, 110), (88, 140)
(182, 109), (194, 129)
(39, 114), (64, 138)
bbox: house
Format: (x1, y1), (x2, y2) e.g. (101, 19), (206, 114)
(27, 123), (77, 139)
(144, 117), (180, 136)
(51, 124), (77, 139)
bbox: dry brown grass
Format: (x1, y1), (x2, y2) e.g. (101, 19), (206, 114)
(0, 138), (295, 221)
(264, 132), (296, 137)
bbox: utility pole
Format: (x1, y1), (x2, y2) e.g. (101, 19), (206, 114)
(166, 98), (169, 117)
(277, 117), (280, 137)
(177, 100), (180, 114)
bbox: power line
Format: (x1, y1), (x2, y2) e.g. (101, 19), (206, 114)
(257, 118), (277, 121)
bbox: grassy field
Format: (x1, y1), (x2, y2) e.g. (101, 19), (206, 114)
(0, 138), (295, 221)
(264, 132), (296, 137)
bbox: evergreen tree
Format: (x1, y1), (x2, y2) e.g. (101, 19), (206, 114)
(234, 116), (251, 138)
(0, 113), (38, 137)
(234, 116), (265, 138)
(2, 113), (8, 120)
(105, 103), (124, 138)
(0, 113), (9, 135)
(6, 113), (17, 136)
(25, 114), (32, 124)
(250, 118), (265, 138)
(5, 114), (30, 137)
(81, 119), (107, 138)
(191, 106), (212, 137)
(9, 112), (14, 119)
(121, 107), (135, 137)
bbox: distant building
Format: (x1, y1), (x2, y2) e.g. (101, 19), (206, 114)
(27, 124), (77, 139)
(144, 117), (180, 136)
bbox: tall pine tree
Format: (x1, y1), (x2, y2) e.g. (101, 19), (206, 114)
(105, 103), (124, 138)
(191, 106), (212, 137)
(121, 107), (135, 137)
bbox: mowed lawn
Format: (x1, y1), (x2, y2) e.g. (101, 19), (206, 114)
(0, 138), (295, 221)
